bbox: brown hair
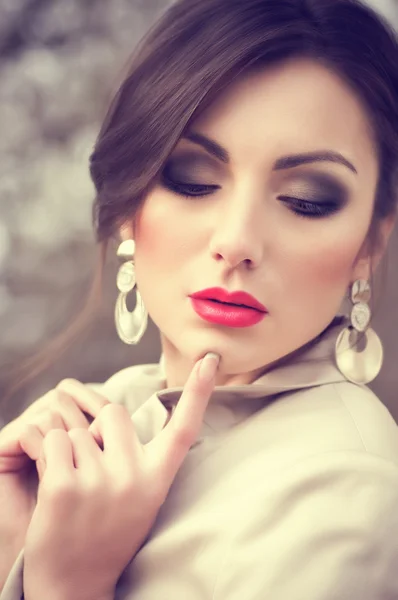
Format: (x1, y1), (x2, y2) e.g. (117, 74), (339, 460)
(2, 0), (398, 403)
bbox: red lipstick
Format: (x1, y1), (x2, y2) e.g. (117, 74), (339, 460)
(189, 287), (268, 328)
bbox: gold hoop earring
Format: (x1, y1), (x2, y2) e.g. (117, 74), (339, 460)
(334, 279), (383, 384)
(114, 240), (148, 345)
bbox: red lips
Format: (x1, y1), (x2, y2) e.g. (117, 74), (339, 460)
(189, 287), (267, 312)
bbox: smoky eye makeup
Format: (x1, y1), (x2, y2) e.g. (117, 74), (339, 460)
(161, 151), (221, 184)
(162, 151), (349, 194)
(288, 172), (350, 203)
(159, 149), (351, 219)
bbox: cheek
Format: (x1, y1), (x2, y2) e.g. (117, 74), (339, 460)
(134, 196), (174, 267)
(133, 191), (193, 284)
(272, 225), (364, 338)
(134, 218), (165, 270)
(285, 231), (361, 305)
(310, 244), (353, 282)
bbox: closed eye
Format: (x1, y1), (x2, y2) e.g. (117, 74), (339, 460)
(164, 179), (218, 197)
(278, 196), (340, 218)
(161, 177), (341, 219)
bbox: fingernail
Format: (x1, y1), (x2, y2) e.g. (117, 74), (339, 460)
(198, 352), (220, 383)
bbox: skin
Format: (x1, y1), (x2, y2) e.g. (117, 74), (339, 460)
(121, 57), (396, 388)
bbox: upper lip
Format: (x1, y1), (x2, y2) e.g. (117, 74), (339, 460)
(189, 287), (268, 312)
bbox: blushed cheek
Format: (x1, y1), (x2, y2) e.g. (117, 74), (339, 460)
(297, 238), (361, 307)
(134, 218), (164, 272)
(133, 192), (188, 282)
(134, 197), (169, 269)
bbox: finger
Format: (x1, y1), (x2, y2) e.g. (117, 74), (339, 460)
(67, 428), (103, 471)
(36, 456), (46, 482)
(56, 379), (111, 421)
(0, 421), (42, 471)
(0, 408), (69, 461)
(164, 352), (219, 441)
(88, 404), (141, 468)
(19, 423), (45, 461)
(149, 352), (220, 481)
(40, 429), (75, 480)
(14, 398), (90, 462)
(19, 411), (66, 461)
(0, 418), (48, 461)
(54, 391), (92, 429)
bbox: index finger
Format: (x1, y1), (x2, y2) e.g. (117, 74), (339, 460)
(56, 379), (110, 422)
(170, 353), (220, 437)
(148, 353), (220, 479)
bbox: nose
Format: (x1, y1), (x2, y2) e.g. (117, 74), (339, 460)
(208, 199), (263, 271)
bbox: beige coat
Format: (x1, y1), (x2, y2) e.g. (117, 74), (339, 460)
(2, 315), (398, 600)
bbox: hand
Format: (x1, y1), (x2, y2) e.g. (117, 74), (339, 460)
(0, 378), (110, 474)
(0, 467), (37, 590)
(23, 353), (220, 600)
(0, 379), (110, 589)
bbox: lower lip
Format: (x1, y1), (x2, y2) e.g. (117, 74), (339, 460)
(189, 298), (267, 328)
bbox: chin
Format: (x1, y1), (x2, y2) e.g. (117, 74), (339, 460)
(185, 341), (258, 375)
(164, 321), (265, 372)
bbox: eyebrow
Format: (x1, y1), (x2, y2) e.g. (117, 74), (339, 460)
(182, 131), (358, 175)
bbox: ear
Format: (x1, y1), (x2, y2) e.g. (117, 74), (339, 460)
(351, 212), (396, 281)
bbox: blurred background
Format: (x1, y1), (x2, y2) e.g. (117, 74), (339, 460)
(0, 0), (397, 426)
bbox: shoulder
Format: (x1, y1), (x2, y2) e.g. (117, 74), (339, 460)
(323, 380), (398, 464)
(213, 449), (398, 599)
(264, 380), (398, 466)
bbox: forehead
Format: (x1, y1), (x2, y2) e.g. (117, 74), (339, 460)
(191, 58), (378, 178)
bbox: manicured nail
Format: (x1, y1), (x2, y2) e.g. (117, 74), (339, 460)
(198, 352), (220, 383)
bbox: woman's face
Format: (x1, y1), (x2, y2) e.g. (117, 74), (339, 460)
(127, 58), (383, 385)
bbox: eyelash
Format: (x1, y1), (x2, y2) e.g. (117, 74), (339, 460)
(161, 178), (340, 219)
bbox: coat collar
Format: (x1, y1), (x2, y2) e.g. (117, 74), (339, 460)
(122, 314), (352, 443)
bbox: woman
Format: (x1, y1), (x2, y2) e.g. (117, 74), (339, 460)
(1, 0), (398, 598)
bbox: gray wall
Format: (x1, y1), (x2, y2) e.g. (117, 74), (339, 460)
(0, 0), (397, 425)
